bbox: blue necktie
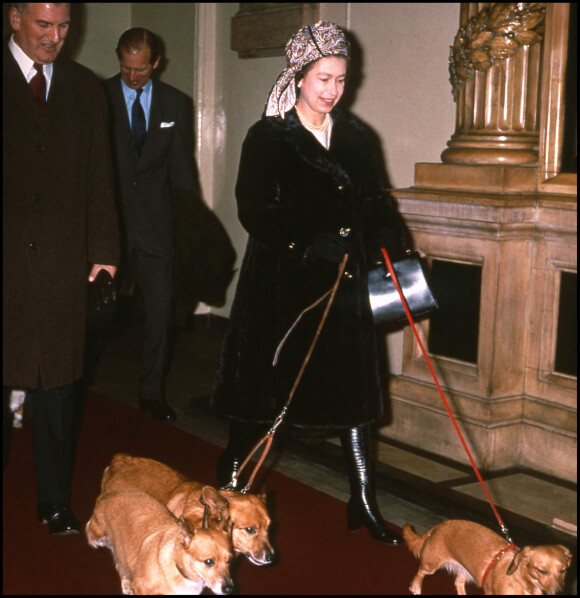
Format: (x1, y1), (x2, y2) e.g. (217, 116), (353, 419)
(131, 88), (146, 161)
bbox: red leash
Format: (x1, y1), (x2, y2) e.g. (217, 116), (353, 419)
(380, 247), (514, 544)
(481, 543), (519, 589)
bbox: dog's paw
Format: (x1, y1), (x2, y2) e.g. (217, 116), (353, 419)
(87, 535), (111, 549)
(409, 582), (422, 595)
(120, 577), (134, 594)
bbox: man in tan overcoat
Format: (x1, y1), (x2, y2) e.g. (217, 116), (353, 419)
(3, 3), (120, 534)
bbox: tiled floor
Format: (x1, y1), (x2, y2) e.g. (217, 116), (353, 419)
(87, 308), (577, 580)
(455, 473), (578, 529)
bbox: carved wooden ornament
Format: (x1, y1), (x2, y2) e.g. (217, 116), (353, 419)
(449, 3), (546, 101)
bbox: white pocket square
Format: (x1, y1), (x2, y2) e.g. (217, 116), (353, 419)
(160, 121), (175, 128)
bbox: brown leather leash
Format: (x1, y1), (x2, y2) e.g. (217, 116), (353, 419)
(380, 247), (515, 545)
(224, 254), (349, 493)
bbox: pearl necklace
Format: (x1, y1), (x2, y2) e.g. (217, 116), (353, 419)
(295, 106), (330, 132)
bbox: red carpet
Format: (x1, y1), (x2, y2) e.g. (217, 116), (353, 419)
(3, 391), (482, 595)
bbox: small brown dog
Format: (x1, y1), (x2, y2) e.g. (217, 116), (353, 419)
(403, 520), (572, 595)
(168, 482), (274, 566)
(86, 489), (234, 595)
(101, 453), (275, 565)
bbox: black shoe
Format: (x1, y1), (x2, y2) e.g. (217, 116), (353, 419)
(346, 497), (403, 545)
(139, 399), (176, 422)
(217, 421), (267, 490)
(37, 504), (80, 535)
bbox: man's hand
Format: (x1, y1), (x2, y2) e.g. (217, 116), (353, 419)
(89, 264), (117, 282)
(89, 265), (118, 310)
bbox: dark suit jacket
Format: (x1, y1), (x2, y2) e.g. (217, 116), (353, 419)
(3, 47), (120, 390)
(102, 75), (197, 257)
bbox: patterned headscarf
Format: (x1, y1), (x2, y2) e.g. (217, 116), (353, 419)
(265, 21), (350, 119)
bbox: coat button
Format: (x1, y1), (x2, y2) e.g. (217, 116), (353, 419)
(28, 242), (38, 250)
(337, 184), (344, 192)
(32, 195), (39, 202)
(339, 227), (351, 238)
(37, 143), (45, 152)
(343, 270), (353, 279)
(288, 242), (295, 250)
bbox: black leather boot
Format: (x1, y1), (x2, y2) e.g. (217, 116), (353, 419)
(339, 425), (403, 545)
(217, 421), (263, 490)
(217, 451), (244, 490)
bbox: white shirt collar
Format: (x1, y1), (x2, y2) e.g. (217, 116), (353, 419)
(8, 34), (53, 91)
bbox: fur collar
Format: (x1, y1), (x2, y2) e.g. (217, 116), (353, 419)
(259, 107), (365, 186)
(262, 106), (362, 136)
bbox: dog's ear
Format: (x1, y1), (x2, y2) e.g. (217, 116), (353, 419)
(201, 485), (228, 508)
(178, 516), (195, 548)
(506, 547), (529, 575)
(167, 491), (188, 517)
(200, 486), (230, 528)
(256, 487), (268, 504)
(556, 545), (573, 566)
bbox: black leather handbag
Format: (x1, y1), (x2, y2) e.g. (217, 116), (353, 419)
(367, 250), (438, 324)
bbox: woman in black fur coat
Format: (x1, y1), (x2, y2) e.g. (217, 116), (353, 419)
(211, 21), (408, 545)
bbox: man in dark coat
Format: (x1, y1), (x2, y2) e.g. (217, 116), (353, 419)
(102, 28), (198, 422)
(3, 3), (120, 534)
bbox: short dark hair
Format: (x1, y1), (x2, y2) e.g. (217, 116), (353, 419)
(116, 28), (160, 64)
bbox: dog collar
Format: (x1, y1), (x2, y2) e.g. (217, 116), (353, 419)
(481, 543), (519, 589)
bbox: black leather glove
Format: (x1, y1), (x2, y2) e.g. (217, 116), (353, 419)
(311, 232), (354, 264)
(91, 269), (117, 311)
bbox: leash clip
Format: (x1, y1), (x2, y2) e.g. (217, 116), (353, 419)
(500, 524), (514, 545)
(220, 475), (239, 492)
(268, 407), (288, 436)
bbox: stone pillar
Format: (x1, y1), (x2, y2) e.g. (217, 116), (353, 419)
(379, 3), (576, 482)
(441, 3), (546, 166)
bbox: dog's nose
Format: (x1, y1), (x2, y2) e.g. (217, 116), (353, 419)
(222, 581), (234, 594)
(264, 550), (274, 563)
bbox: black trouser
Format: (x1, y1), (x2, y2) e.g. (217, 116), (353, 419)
(31, 378), (79, 506)
(4, 376), (79, 506)
(131, 249), (174, 401)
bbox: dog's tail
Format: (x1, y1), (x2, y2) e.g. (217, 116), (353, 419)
(402, 523), (427, 559)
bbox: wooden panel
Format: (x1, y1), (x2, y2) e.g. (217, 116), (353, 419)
(231, 3), (319, 58)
